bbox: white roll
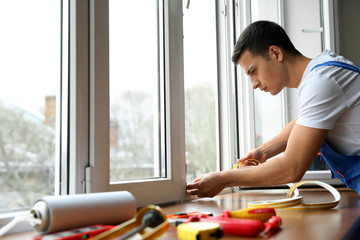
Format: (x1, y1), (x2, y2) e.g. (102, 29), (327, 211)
(31, 191), (136, 234)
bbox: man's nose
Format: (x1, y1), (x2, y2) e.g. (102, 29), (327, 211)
(251, 78), (260, 89)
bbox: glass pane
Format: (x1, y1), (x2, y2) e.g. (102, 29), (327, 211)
(251, 0), (283, 148)
(253, 89), (284, 147)
(109, 0), (162, 181)
(183, 1), (218, 182)
(0, 0), (60, 212)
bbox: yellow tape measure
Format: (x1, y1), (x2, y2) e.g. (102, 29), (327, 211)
(247, 181), (341, 211)
(232, 159), (260, 170)
(177, 222), (222, 240)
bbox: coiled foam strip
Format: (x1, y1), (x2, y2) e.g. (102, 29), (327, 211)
(247, 181), (341, 211)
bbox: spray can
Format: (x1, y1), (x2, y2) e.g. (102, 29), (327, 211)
(30, 191), (136, 235)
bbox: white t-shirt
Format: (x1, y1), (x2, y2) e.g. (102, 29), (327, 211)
(296, 50), (360, 155)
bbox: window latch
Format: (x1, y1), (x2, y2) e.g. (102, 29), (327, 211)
(222, 0), (227, 16)
(186, 0), (190, 9)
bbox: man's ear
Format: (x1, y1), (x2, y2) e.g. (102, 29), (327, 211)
(268, 46), (283, 62)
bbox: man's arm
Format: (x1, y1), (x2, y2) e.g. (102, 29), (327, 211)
(187, 124), (328, 198)
(239, 119), (296, 163)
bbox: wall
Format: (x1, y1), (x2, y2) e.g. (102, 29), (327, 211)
(282, 0), (323, 122)
(337, 0), (360, 64)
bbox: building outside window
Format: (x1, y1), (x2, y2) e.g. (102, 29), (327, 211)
(0, 0), (60, 213)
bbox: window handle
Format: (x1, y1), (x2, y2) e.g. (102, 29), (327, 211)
(302, 27), (323, 33)
(186, 0), (190, 9)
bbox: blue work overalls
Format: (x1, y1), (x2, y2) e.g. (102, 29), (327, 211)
(311, 61), (360, 195)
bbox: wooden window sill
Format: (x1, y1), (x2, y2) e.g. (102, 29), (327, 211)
(3, 188), (359, 239)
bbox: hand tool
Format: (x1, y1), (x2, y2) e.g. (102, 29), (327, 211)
(185, 215), (265, 237)
(263, 216), (282, 238)
(167, 211), (213, 219)
(90, 205), (169, 240)
(221, 207), (276, 222)
(177, 222), (222, 240)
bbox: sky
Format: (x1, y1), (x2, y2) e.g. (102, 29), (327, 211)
(109, 0), (217, 98)
(0, 0), (60, 118)
(0, 0), (217, 119)
(109, 0), (158, 99)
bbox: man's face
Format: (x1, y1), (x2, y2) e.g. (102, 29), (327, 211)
(238, 49), (286, 95)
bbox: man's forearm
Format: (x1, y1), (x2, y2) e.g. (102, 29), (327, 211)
(225, 123), (328, 188)
(224, 154), (297, 188)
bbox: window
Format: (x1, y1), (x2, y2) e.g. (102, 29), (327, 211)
(250, 0), (285, 149)
(109, 0), (164, 181)
(89, 0), (186, 206)
(183, 1), (219, 183)
(0, 0), (60, 213)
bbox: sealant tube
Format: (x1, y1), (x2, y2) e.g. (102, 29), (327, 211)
(30, 191), (136, 235)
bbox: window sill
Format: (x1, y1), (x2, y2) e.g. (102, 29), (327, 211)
(0, 211), (33, 236)
(1, 231), (35, 240)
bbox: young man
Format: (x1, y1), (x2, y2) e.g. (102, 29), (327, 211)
(186, 20), (360, 198)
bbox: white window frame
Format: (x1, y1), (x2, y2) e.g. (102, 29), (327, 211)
(85, 0), (186, 207)
(234, 0), (257, 157)
(66, 0), (90, 195)
(217, 0), (242, 171)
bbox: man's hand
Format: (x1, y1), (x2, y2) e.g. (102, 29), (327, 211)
(186, 171), (227, 198)
(237, 148), (267, 166)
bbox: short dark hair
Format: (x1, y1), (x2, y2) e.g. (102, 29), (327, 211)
(232, 20), (301, 64)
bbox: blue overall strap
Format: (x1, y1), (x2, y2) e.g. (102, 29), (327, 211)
(311, 60), (360, 73)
